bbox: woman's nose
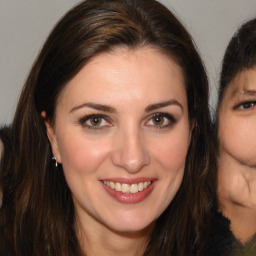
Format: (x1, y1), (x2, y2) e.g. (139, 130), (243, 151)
(111, 129), (150, 173)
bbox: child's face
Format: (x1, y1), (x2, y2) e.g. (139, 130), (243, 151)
(218, 68), (256, 168)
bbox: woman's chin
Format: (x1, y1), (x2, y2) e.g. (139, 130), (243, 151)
(104, 217), (155, 235)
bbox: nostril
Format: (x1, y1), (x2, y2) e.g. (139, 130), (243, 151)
(111, 133), (150, 172)
(112, 152), (150, 173)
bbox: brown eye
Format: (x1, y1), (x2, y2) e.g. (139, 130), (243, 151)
(79, 114), (111, 129)
(89, 117), (102, 126)
(145, 113), (176, 129)
(152, 116), (164, 125)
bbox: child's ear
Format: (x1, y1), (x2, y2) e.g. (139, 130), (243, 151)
(41, 111), (62, 163)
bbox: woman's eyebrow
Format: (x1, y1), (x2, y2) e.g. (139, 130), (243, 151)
(70, 103), (117, 113)
(70, 100), (183, 113)
(145, 100), (183, 112)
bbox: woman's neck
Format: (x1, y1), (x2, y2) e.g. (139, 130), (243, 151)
(218, 151), (256, 243)
(75, 211), (154, 256)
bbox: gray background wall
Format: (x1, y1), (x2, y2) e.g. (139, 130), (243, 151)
(1, 0), (256, 125)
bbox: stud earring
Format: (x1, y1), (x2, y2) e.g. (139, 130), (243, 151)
(52, 156), (58, 167)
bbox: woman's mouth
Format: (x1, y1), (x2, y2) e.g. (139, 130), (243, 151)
(101, 179), (155, 204)
(102, 180), (152, 194)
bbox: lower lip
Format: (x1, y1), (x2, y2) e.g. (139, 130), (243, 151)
(101, 181), (155, 204)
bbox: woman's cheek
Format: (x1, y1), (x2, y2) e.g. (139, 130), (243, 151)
(150, 133), (189, 170)
(58, 133), (110, 174)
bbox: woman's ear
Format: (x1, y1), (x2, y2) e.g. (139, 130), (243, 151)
(41, 111), (62, 163)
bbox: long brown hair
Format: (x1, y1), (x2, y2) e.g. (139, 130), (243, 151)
(1, 0), (217, 255)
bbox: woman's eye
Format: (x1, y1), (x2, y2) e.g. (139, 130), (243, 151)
(79, 114), (111, 129)
(146, 113), (176, 128)
(152, 116), (166, 126)
(236, 101), (256, 110)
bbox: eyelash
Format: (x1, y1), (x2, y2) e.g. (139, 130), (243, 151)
(78, 113), (176, 130)
(145, 113), (176, 129)
(79, 114), (112, 129)
(233, 101), (256, 110)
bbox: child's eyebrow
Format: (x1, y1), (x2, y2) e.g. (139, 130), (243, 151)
(230, 88), (256, 100)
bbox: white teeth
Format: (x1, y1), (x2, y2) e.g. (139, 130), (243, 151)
(130, 184), (138, 193)
(103, 180), (152, 194)
(110, 181), (115, 189)
(138, 182), (144, 191)
(121, 183), (130, 193)
(115, 182), (122, 192)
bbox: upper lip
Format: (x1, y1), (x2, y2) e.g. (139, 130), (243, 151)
(100, 177), (157, 185)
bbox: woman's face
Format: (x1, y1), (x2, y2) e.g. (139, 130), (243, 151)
(46, 47), (192, 233)
(218, 69), (256, 167)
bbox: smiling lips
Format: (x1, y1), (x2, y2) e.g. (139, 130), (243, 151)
(101, 179), (155, 204)
(103, 180), (152, 194)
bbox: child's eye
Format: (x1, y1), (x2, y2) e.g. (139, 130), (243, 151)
(235, 101), (256, 110)
(146, 113), (176, 128)
(79, 114), (111, 129)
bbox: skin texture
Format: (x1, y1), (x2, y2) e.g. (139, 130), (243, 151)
(44, 47), (192, 255)
(218, 69), (256, 243)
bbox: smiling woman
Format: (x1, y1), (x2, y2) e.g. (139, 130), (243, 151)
(0, 0), (216, 255)
(43, 47), (190, 235)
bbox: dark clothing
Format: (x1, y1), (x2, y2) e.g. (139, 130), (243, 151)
(208, 211), (256, 256)
(232, 235), (256, 256)
(208, 211), (236, 256)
